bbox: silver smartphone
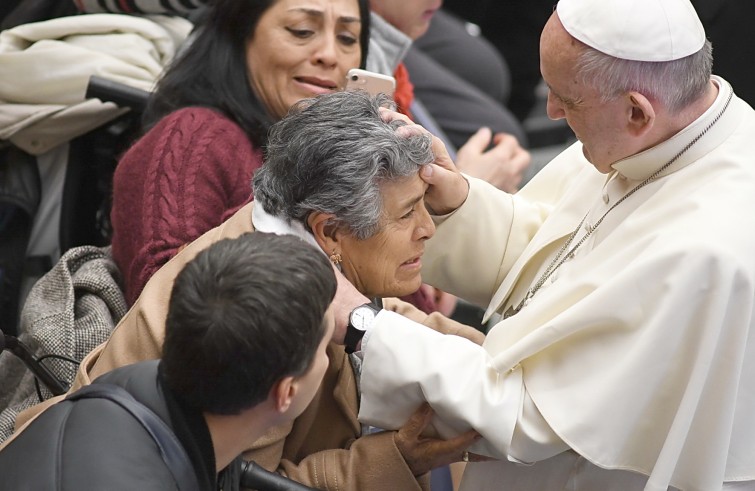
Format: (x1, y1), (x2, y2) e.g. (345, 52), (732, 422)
(345, 68), (396, 97)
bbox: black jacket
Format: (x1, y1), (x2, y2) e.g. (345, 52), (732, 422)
(0, 360), (237, 491)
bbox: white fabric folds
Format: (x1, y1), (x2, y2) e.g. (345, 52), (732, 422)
(0, 14), (191, 154)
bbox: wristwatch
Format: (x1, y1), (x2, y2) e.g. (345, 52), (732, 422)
(344, 302), (381, 354)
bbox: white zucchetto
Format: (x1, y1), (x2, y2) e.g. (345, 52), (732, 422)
(556, 0), (706, 62)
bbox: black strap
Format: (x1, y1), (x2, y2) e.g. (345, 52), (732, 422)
(0, 146), (41, 336)
(240, 460), (319, 491)
(67, 384), (201, 491)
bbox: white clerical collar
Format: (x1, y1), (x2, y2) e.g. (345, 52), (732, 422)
(251, 203), (325, 256)
(611, 76), (740, 181)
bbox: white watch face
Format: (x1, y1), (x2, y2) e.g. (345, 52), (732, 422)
(351, 306), (376, 330)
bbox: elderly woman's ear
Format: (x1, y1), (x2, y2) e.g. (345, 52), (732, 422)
(308, 211), (342, 253)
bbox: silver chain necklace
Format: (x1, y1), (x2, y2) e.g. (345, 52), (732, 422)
(504, 90), (733, 319)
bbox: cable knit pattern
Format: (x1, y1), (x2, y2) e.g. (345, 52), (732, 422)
(111, 107), (262, 305)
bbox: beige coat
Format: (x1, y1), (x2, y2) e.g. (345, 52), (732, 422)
(13, 202), (481, 490)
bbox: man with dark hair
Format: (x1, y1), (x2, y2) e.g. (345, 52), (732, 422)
(0, 232), (336, 490)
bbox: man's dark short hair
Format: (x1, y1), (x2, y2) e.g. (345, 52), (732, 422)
(162, 232), (336, 414)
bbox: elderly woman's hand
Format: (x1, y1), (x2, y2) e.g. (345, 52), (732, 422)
(379, 107), (470, 215)
(394, 403), (487, 477)
(456, 129), (532, 193)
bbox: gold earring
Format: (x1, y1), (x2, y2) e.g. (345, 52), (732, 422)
(329, 250), (342, 266)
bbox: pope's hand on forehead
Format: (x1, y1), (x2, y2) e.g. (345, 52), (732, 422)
(378, 107), (457, 171)
(379, 107), (469, 215)
(379, 107), (431, 138)
(378, 106), (415, 125)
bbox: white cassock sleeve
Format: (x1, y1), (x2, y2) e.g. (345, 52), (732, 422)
(358, 311), (526, 460)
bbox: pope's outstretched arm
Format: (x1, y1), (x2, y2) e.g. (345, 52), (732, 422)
(357, 310), (526, 460)
(350, 109), (564, 464)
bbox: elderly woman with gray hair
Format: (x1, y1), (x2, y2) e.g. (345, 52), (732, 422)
(254, 91), (440, 301)
(11, 90), (484, 490)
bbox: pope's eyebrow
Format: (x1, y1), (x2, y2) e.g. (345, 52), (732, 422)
(547, 84), (582, 107)
(546, 83), (566, 100)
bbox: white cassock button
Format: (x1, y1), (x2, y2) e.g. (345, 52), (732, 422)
(602, 193), (610, 204)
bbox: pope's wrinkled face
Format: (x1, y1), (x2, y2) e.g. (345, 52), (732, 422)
(369, 0), (442, 40)
(339, 174), (434, 298)
(540, 13), (633, 173)
(246, 0), (363, 121)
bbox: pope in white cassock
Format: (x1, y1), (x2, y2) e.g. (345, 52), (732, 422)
(335, 0), (755, 489)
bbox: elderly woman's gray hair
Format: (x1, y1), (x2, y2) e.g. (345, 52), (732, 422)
(253, 91), (434, 240)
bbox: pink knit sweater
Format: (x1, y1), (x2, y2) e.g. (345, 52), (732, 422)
(111, 107), (263, 305)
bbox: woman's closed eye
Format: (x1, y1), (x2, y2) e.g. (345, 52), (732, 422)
(286, 26), (314, 39)
(401, 201), (423, 220)
(337, 32), (358, 46)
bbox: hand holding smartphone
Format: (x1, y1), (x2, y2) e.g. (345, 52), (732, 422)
(345, 68), (396, 97)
